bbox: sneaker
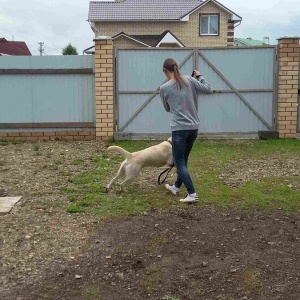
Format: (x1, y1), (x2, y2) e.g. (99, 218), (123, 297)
(165, 184), (180, 195)
(179, 194), (199, 203)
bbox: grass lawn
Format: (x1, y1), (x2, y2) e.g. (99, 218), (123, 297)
(62, 139), (300, 217)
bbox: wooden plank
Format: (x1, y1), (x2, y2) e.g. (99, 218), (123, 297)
(0, 68), (94, 75)
(0, 197), (22, 215)
(0, 122), (95, 129)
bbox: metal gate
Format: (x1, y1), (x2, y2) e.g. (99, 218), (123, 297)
(115, 46), (276, 139)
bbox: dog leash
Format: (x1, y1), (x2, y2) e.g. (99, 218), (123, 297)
(158, 164), (174, 185)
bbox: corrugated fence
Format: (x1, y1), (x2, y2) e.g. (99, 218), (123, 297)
(0, 55), (95, 133)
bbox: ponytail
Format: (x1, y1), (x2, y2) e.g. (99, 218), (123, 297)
(163, 58), (187, 89)
(173, 65), (187, 89)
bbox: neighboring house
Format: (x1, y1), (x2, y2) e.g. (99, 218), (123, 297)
(0, 38), (31, 56)
(235, 37), (270, 47)
(87, 0), (242, 50)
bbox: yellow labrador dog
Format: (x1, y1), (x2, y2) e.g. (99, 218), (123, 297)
(106, 138), (173, 191)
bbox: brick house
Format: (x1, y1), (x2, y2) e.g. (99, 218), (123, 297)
(86, 0), (242, 51)
(0, 38), (31, 56)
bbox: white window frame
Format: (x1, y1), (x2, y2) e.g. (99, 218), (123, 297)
(199, 14), (219, 36)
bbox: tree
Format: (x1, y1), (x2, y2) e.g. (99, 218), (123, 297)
(62, 43), (78, 55)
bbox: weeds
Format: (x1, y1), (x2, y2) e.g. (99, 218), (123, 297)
(241, 268), (264, 295)
(72, 158), (83, 165)
(81, 286), (102, 300)
(66, 205), (85, 213)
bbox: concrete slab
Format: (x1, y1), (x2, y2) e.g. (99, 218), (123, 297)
(0, 197), (22, 215)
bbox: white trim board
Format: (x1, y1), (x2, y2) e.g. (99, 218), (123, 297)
(181, 0), (242, 22)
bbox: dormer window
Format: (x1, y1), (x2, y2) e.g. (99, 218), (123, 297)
(199, 14), (219, 36)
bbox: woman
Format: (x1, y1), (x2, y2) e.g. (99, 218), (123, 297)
(160, 58), (212, 203)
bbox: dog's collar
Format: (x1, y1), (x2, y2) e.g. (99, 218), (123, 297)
(167, 140), (172, 145)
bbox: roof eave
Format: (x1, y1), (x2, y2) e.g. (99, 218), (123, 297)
(180, 0), (242, 22)
(88, 18), (184, 22)
(112, 32), (151, 47)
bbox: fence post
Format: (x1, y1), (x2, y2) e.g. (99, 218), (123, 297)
(277, 36), (300, 138)
(94, 36), (114, 140)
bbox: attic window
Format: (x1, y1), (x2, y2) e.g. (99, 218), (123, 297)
(199, 14), (219, 36)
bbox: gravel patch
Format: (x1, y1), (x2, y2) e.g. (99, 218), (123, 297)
(220, 156), (300, 188)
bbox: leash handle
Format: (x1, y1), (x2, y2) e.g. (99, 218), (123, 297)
(158, 165), (174, 185)
(191, 70), (200, 79)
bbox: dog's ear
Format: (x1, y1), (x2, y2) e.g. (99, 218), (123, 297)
(167, 137), (172, 143)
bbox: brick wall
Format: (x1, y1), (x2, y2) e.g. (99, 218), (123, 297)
(277, 37), (300, 138)
(95, 2), (231, 47)
(94, 37), (114, 140)
(0, 131), (96, 141)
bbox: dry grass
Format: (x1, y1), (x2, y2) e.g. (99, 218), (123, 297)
(241, 268), (264, 295)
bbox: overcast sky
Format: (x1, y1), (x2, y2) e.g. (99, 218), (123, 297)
(0, 0), (299, 55)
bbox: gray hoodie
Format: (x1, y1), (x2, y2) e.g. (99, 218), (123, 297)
(160, 75), (212, 131)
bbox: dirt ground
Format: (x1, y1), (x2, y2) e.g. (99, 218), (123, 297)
(0, 140), (300, 300)
(0, 141), (104, 293)
(2, 207), (300, 300)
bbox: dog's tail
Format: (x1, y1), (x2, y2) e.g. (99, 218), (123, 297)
(107, 146), (132, 159)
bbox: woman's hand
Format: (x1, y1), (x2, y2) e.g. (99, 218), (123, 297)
(192, 70), (202, 78)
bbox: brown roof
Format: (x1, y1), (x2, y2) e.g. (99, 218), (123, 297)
(0, 38), (31, 56)
(130, 34), (165, 47)
(84, 30), (185, 54)
(88, 0), (242, 22)
(89, 0), (205, 21)
(113, 31), (185, 47)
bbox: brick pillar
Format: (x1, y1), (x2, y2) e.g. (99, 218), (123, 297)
(227, 20), (234, 47)
(277, 36), (300, 138)
(94, 36), (114, 140)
